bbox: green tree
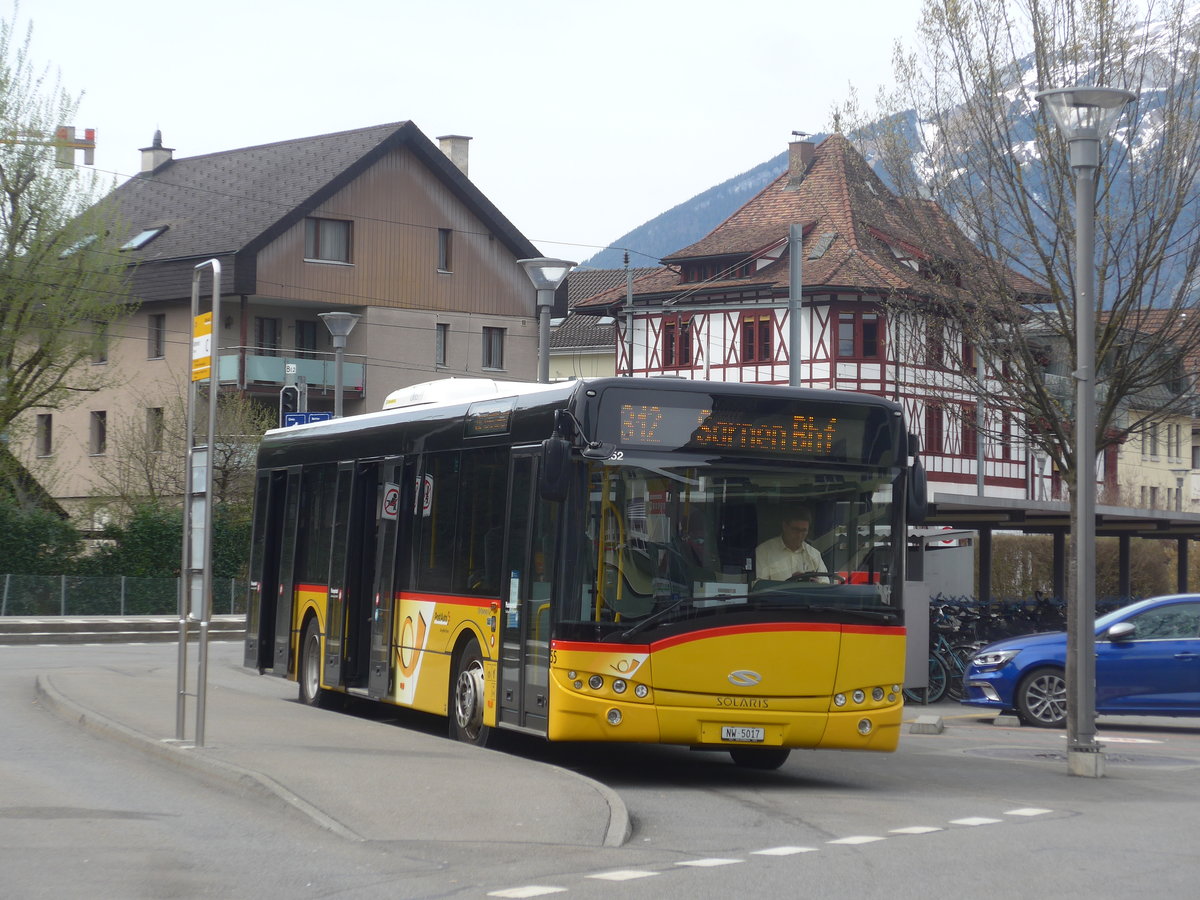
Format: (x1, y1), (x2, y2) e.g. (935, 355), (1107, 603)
(0, 11), (132, 501)
(0, 495), (80, 574)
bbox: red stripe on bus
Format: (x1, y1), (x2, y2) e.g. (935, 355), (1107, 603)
(395, 591), (494, 607)
(551, 621), (902, 655)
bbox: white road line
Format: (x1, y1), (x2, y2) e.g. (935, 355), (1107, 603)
(487, 887), (567, 898)
(950, 817), (1003, 826)
(889, 825), (943, 834)
(752, 846), (819, 855)
(828, 835), (886, 845)
(1005, 808), (1054, 816)
(586, 870), (658, 881)
(674, 858), (743, 867)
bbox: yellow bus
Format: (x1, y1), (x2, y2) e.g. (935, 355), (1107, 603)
(244, 377), (925, 769)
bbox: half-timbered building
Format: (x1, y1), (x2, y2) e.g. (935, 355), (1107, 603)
(573, 134), (1049, 503)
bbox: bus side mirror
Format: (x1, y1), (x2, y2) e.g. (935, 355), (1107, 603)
(907, 455), (928, 525)
(539, 437), (571, 501)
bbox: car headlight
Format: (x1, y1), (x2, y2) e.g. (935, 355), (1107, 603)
(971, 649), (1020, 669)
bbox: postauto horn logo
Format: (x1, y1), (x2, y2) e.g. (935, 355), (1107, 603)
(727, 669), (762, 687)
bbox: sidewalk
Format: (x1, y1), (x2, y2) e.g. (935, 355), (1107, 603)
(35, 642), (629, 847)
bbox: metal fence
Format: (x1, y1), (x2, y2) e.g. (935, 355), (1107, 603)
(0, 575), (248, 617)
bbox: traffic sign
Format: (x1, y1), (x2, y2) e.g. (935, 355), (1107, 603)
(282, 411), (334, 427)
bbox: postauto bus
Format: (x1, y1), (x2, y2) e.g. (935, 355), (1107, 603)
(244, 377), (925, 769)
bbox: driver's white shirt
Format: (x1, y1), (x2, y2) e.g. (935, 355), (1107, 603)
(755, 537), (827, 582)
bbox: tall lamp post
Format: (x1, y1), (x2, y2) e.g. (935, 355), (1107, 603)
(518, 257), (576, 383)
(319, 311), (361, 418)
(1035, 85), (1134, 777)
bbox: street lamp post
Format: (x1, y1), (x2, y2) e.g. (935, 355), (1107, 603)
(517, 258), (576, 383)
(1035, 85), (1135, 778)
(319, 311), (361, 418)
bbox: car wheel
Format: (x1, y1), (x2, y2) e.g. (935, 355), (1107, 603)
(1015, 666), (1066, 728)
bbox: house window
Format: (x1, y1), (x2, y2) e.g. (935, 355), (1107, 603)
(926, 318), (944, 367)
(120, 226), (167, 251)
(662, 316), (692, 368)
(90, 411), (107, 455)
(962, 339), (976, 373)
(36, 414), (52, 457)
(295, 319), (319, 359)
(925, 403), (944, 455)
(962, 403), (978, 459)
(91, 321), (108, 365)
(482, 327), (504, 370)
(438, 229), (453, 272)
(436, 323), (449, 366)
(837, 311), (883, 360)
(255, 317), (282, 357)
(148, 313), (166, 359)
(740, 313), (772, 363)
(304, 217), (352, 263)
(147, 407), (164, 453)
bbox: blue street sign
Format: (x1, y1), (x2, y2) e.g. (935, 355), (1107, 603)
(283, 411), (335, 427)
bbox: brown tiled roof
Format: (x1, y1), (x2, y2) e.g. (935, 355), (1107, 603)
(102, 121), (538, 301)
(567, 267), (659, 307)
(550, 312), (615, 350)
(577, 134), (1046, 309)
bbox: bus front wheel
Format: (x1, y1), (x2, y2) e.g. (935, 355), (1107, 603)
(450, 636), (490, 747)
(299, 618), (323, 706)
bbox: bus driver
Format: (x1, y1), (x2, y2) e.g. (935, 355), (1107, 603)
(755, 506), (829, 583)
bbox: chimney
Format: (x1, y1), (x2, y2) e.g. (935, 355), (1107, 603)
(139, 130), (174, 173)
(785, 138), (816, 191)
(436, 134), (472, 176)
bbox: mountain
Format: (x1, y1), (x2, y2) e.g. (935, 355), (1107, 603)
(581, 151), (789, 269)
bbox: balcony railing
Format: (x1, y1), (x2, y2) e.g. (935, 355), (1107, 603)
(217, 348), (365, 393)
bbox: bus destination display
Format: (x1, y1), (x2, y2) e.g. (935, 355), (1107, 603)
(598, 388), (895, 464)
(620, 404), (838, 456)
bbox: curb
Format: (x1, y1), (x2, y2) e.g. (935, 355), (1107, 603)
(34, 673), (630, 848)
(34, 674), (364, 842)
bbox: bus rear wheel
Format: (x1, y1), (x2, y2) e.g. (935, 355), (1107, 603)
(729, 747), (791, 770)
(450, 636), (490, 747)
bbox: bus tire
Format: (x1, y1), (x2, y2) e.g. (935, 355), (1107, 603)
(298, 618), (342, 709)
(450, 635), (490, 747)
(729, 747), (791, 770)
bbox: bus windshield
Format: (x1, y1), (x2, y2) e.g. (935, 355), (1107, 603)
(560, 456), (902, 642)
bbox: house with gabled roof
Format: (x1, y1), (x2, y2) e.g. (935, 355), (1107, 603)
(17, 122), (543, 520)
(573, 134), (1051, 501)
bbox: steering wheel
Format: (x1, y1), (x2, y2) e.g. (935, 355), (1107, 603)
(786, 572), (846, 584)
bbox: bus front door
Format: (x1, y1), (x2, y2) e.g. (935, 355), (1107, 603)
(244, 470), (286, 672)
(498, 451), (559, 733)
(271, 468), (302, 677)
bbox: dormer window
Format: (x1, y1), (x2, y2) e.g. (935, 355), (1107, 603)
(120, 226), (167, 251)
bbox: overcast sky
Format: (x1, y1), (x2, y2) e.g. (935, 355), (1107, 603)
(11, 0), (924, 264)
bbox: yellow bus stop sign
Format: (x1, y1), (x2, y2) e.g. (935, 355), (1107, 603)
(192, 311), (212, 381)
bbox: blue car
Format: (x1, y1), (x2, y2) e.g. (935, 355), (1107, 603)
(962, 594), (1200, 727)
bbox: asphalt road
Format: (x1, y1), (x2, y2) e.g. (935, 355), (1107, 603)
(5, 641), (1200, 899)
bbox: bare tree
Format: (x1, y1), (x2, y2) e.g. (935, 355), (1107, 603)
(861, 0), (1200, 485)
(0, 11), (131, 502)
(90, 382), (276, 521)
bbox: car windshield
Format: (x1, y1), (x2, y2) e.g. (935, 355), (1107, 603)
(557, 457), (902, 641)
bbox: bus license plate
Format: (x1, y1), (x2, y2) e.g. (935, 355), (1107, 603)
(721, 726), (765, 743)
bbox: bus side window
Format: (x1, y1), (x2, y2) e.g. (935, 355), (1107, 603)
(416, 452), (460, 593)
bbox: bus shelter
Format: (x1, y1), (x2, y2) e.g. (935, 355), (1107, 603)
(920, 493), (1200, 603)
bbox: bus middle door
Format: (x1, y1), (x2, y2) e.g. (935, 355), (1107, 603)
(498, 450), (559, 734)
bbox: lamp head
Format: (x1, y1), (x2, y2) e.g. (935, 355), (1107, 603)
(518, 257), (577, 302)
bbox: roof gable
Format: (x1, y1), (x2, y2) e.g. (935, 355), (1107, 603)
(102, 121), (537, 296)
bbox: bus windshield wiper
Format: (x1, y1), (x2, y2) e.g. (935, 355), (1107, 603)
(619, 596), (692, 640)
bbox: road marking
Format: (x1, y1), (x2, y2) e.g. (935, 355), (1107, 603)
(487, 888), (567, 898)
(1005, 808), (1053, 816)
(675, 858), (743, 867)
(889, 825), (943, 834)
(950, 817), (1003, 826)
(752, 846), (819, 855)
(828, 835), (885, 845)
(586, 870), (658, 881)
